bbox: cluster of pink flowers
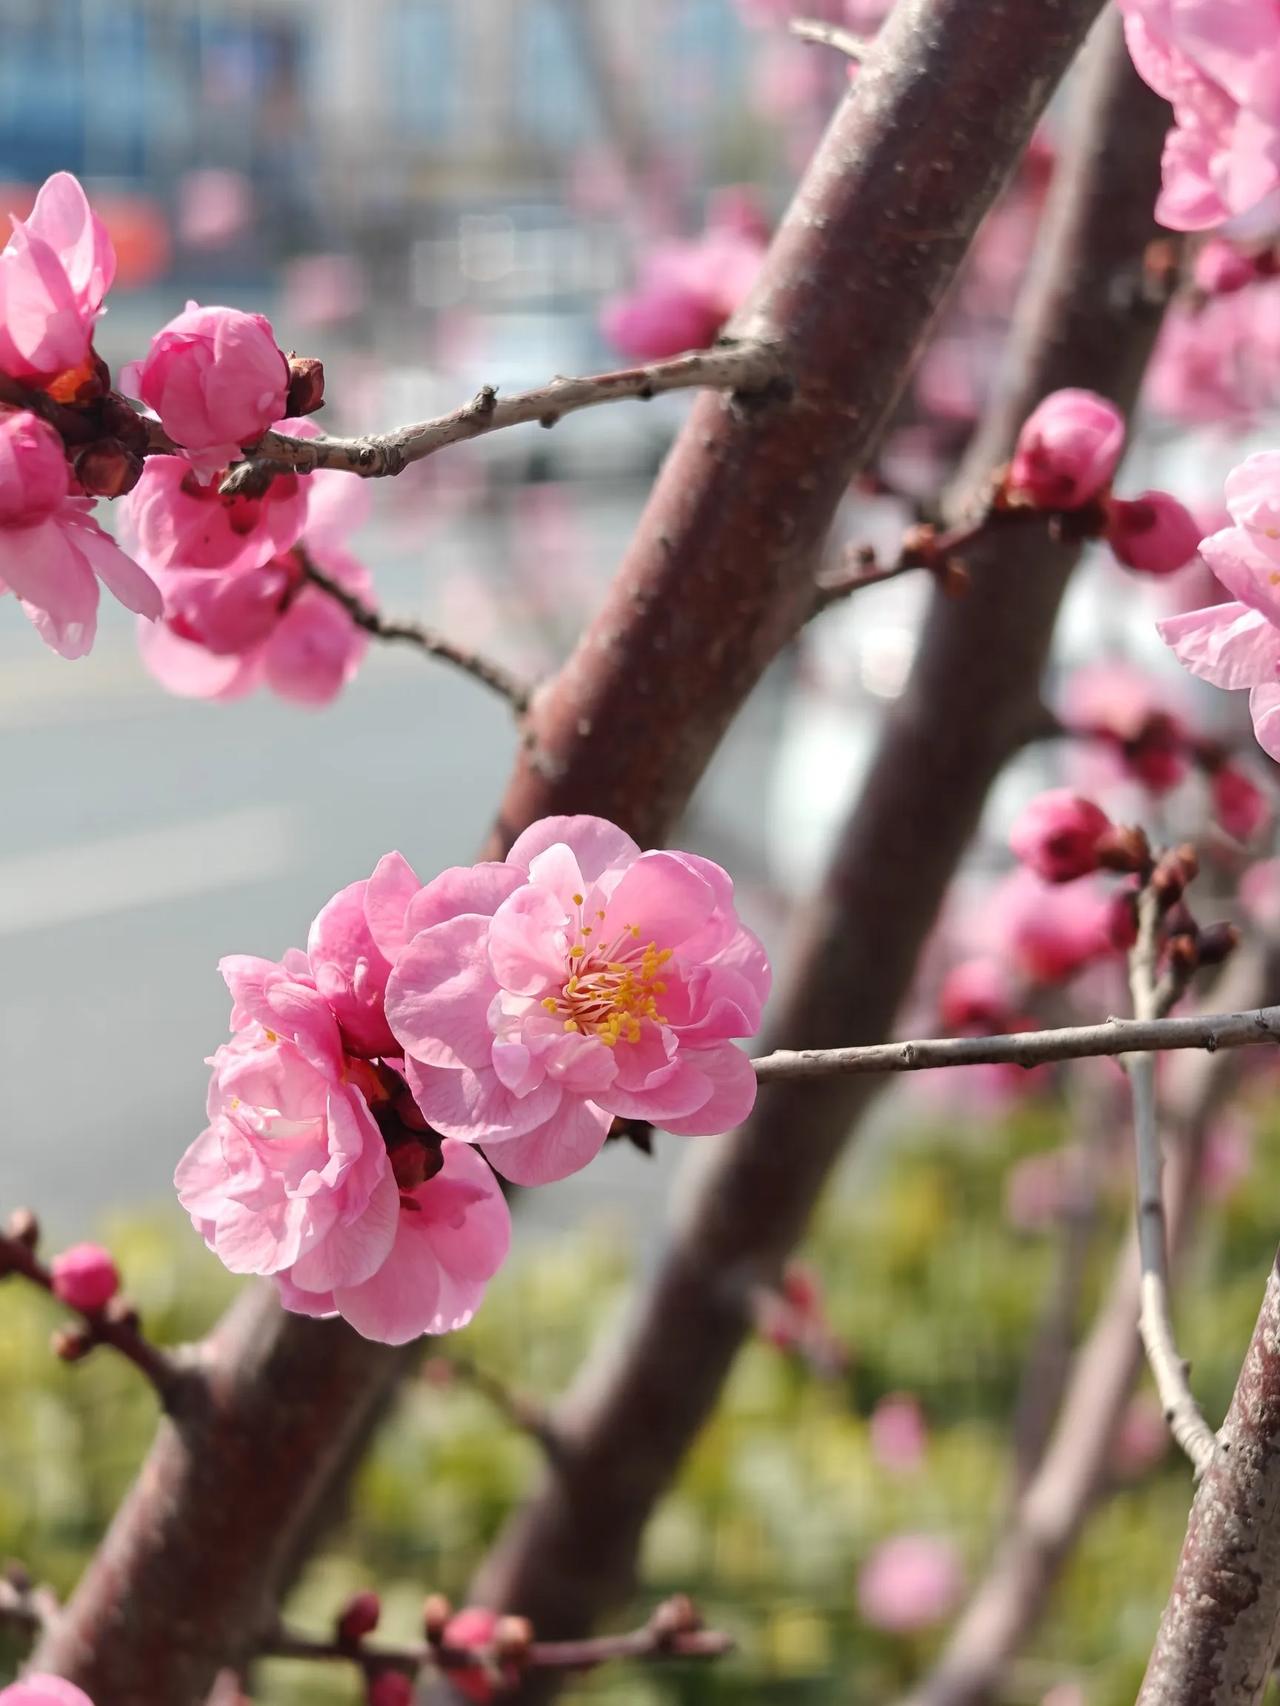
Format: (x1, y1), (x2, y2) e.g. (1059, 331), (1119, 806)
(1119, 0), (1280, 232)
(176, 816), (770, 1340)
(126, 424), (371, 706)
(1160, 451), (1280, 761)
(0, 171), (370, 699)
(601, 189), (767, 361)
(1006, 389), (1200, 576)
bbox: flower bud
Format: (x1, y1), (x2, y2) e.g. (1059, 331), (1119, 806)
(1212, 764), (1269, 843)
(939, 960), (1017, 1034)
(1105, 491), (1201, 576)
(1104, 886), (1139, 952)
(1193, 238), (1260, 295)
(1008, 389), (1125, 510)
(649, 1594), (702, 1645)
(51, 1325), (93, 1361)
(50, 1243), (120, 1313)
(1009, 790), (1112, 883)
(442, 1608), (501, 1706)
(1196, 921), (1241, 968)
(1151, 843), (1198, 905)
(127, 302), (288, 456)
(285, 354), (325, 418)
(422, 1593), (453, 1643)
(366, 1673), (413, 1706)
(74, 439), (143, 498)
(6, 1208), (39, 1248)
(493, 1615), (533, 1664)
(1094, 822), (1151, 875)
(337, 1590), (381, 1645)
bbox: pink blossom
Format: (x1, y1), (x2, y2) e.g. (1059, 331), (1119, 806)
(0, 172), (114, 389)
(869, 1393), (928, 1472)
(1009, 791), (1113, 884)
(601, 207), (766, 361)
(1212, 762), (1270, 841)
(1193, 236), (1264, 293)
(441, 1609), (512, 1704)
(1111, 1393), (1172, 1478)
(1007, 389), (1125, 510)
(0, 1680), (95, 1706)
(385, 817), (771, 1185)
(125, 301), (289, 461)
(50, 1243), (120, 1312)
(1105, 490), (1202, 575)
(1148, 282), (1280, 425)
(1157, 454), (1280, 760)
(1058, 662), (1189, 794)
(175, 912), (510, 1345)
(857, 1534), (962, 1634)
(123, 454), (308, 577)
(0, 409), (160, 658)
(938, 959), (1018, 1034)
(988, 869), (1117, 985)
(137, 541), (369, 706)
(1118, 0), (1280, 231)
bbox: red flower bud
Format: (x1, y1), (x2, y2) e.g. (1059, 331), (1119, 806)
(337, 1590), (382, 1644)
(1009, 790), (1112, 883)
(50, 1243), (119, 1313)
(285, 353), (326, 418)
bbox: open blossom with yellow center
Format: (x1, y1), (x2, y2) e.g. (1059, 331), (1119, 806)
(386, 815), (773, 1188)
(539, 895), (674, 1046)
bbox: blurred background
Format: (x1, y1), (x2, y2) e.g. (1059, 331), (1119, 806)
(4, 3), (1280, 1703)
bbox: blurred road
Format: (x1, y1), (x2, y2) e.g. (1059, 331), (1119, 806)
(0, 492), (787, 1246)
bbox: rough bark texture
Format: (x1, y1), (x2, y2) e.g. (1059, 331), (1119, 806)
(464, 16), (1168, 1681)
(33, 3), (1112, 1701)
(1137, 1254), (1280, 1706)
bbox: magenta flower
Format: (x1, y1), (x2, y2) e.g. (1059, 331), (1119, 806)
(1009, 790), (1112, 884)
(938, 959), (1019, 1034)
(869, 1393), (929, 1473)
(1058, 661), (1190, 794)
(1008, 388), (1125, 510)
(601, 206), (766, 362)
(385, 816), (771, 1185)
(175, 895), (510, 1345)
(125, 301), (289, 461)
(0, 410), (160, 658)
(50, 1243), (120, 1312)
(987, 868), (1118, 986)
(0, 172), (114, 388)
(1105, 490), (1202, 575)
(0, 1680), (95, 1706)
(124, 454), (308, 576)
(857, 1533), (963, 1634)
(1119, 0), (1280, 231)
(1158, 452), (1280, 760)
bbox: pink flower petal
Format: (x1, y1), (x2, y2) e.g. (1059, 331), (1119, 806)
(506, 815), (640, 881)
(482, 1097), (613, 1186)
(386, 915), (503, 1069)
(404, 1057), (563, 1142)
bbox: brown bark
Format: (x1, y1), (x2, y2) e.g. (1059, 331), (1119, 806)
(33, 2), (1112, 1700)
(464, 13), (1169, 1676)
(1137, 1254), (1280, 1706)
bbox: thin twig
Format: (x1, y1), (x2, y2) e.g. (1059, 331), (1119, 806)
(1124, 882), (1218, 1477)
(264, 1601), (732, 1680)
(0, 1567), (57, 1639)
(750, 1003), (1280, 1081)
(0, 1219), (188, 1410)
(200, 343), (785, 491)
(790, 19), (871, 58)
(430, 1354), (564, 1465)
(297, 552), (532, 715)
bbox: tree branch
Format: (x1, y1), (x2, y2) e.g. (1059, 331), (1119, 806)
(1137, 1251), (1280, 1706)
(749, 1004), (1280, 1080)
(1125, 881), (1218, 1477)
(899, 948), (1265, 1706)
(458, 18), (1171, 1691)
(296, 552), (532, 714)
(790, 19), (871, 59)
(263, 1598), (731, 1683)
(0, 1216), (190, 1409)
(208, 344), (785, 491)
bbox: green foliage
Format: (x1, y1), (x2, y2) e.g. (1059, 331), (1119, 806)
(4, 1085), (1280, 1704)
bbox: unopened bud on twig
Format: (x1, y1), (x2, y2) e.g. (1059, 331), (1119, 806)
(74, 439), (143, 498)
(285, 354), (326, 418)
(52, 1325), (93, 1362)
(423, 1592), (453, 1644)
(494, 1615), (534, 1665)
(6, 1208), (39, 1248)
(337, 1589), (382, 1645)
(649, 1594), (702, 1646)
(1151, 843), (1198, 905)
(1196, 921), (1241, 968)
